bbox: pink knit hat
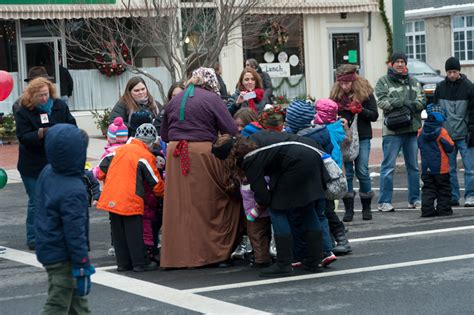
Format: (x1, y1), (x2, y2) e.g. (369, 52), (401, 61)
(107, 117), (129, 144)
(314, 98), (338, 125)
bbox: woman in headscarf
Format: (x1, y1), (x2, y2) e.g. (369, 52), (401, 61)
(159, 67), (241, 268)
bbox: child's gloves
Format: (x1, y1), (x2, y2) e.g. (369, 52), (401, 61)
(246, 208), (259, 222)
(72, 264), (96, 296)
(350, 102), (362, 114)
(156, 156), (166, 170)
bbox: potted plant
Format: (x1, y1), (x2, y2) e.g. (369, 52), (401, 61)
(0, 113), (17, 144)
(90, 108), (112, 136)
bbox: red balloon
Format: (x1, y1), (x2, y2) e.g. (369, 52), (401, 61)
(0, 70), (13, 102)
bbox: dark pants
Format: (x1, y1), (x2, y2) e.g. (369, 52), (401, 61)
(421, 174), (452, 216)
(43, 262), (90, 315)
(325, 199), (345, 236)
(110, 213), (149, 268)
(247, 216), (272, 264)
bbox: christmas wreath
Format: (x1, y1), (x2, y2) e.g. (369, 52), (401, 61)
(95, 41), (132, 77)
(259, 21), (289, 54)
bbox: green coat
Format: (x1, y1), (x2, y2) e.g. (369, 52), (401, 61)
(375, 74), (425, 136)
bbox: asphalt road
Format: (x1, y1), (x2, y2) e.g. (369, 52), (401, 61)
(1, 171), (473, 314)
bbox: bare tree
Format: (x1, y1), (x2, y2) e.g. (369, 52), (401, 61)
(50, 0), (285, 103)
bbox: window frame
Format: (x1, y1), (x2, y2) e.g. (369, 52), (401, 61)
(405, 20), (426, 62)
(451, 15), (474, 64)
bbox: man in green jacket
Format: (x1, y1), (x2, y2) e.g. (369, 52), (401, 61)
(375, 52), (425, 212)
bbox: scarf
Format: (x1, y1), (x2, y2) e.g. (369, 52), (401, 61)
(336, 93), (352, 112)
(173, 140), (191, 176)
(38, 98), (53, 115)
(245, 88), (264, 113)
(388, 66), (409, 82)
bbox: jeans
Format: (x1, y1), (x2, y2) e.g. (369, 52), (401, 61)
(448, 139), (474, 201)
(21, 175), (37, 245)
(277, 202), (322, 262)
(378, 134), (420, 204)
(314, 199), (333, 252)
(344, 138), (372, 193)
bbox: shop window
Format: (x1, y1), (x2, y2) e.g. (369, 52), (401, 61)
(405, 20), (426, 62)
(0, 21), (18, 72)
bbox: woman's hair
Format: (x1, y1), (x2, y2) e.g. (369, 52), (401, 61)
(120, 76), (156, 114)
(214, 134), (258, 188)
(21, 77), (58, 110)
(233, 108), (258, 125)
(166, 82), (185, 102)
(245, 58), (262, 72)
(329, 64), (373, 102)
(236, 67), (263, 91)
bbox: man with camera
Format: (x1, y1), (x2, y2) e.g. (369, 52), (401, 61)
(375, 52), (425, 212)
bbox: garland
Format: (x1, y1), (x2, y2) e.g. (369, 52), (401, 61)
(379, 0), (393, 62)
(95, 41), (131, 77)
(259, 21), (289, 54)
(273, 75), (305, 90)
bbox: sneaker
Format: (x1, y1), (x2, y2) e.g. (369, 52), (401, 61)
(378, 203), (395, 212)
(107, 247), (115, 256)
(291, 261), (303, 268)
(465, 196), (474, 207)
(0, 246), (6, 254)
(407, 201), (422, 209)
(321, 252), (337, 267)
(230, 237), (247, 260)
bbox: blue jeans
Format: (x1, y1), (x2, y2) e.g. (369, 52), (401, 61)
(378, 134), (420, 204)
(344, 138), (372, 193)
(448, 139), (474, 201)
(21, 175), (38, 245)
(277, 202), (322, 261)
(314, 199), (333, 253)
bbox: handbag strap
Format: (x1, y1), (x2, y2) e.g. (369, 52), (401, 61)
(244, 141), (325, 160)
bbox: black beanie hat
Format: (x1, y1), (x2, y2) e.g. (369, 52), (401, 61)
(445, 56), (461, 71)
(391, 52), (408, 64)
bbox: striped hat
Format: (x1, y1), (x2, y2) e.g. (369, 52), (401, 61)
(285, 99), (315, 133)
(107, 117), (128, 144)
(241, 122), (263, 137)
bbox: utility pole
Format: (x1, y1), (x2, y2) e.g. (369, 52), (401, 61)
(392, 0), (405, 52)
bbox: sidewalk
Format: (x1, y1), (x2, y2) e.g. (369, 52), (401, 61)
(0, 118), (398, 184)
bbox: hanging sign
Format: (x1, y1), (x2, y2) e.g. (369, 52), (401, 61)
(260, 63), (291, 78)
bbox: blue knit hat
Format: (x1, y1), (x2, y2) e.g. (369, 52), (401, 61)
(285, 99), (315, 133)
(426, 103), (447, 122)
(241, 122), (263, 137)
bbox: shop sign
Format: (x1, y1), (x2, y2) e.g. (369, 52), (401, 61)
(260, 63), (290, 78)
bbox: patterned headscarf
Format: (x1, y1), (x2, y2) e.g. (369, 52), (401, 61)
(191, 67), (220, 95)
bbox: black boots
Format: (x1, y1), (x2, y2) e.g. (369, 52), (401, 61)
(259, 235), (294, 277)
(302, 231), (324, 273)
(332, 230), (352, 255)
(360, 191), (374, 221)
(342, 192), (355, 222)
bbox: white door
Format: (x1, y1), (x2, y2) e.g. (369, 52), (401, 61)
(20, 37), (61, 94)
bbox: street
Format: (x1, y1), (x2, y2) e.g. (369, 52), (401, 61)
(1, 172), (473, 314)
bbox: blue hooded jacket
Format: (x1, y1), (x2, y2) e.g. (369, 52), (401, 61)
(322, 120), (346, 168)
(296, 124), (334, 156)
(35, 124), (90, 267)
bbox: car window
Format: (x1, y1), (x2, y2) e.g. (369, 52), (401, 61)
(407, 60), (436, 75)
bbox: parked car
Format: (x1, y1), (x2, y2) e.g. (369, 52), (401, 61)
(407, 59), (444, 119)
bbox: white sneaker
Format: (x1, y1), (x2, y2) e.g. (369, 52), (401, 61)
(378, 203), (395, 212)
(465, 196), (474, 207)
(107, 247), (115, 256)
(408, 200), (422, 209)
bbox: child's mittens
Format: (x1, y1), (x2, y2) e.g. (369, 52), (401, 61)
(156, 156), (166, 170)
(246, 208), (260, 222)
(72, 264), (96, 296)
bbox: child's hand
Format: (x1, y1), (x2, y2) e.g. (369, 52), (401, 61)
(92, 200), (98, 207)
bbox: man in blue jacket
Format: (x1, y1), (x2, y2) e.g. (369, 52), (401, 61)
(35, 124), (95, 314)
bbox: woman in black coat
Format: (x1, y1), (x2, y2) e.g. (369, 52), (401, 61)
(212, 131), (329, 277)
(14, 77), (76, 250)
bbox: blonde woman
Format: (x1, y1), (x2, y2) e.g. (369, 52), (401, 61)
(330, 64), (379, 221)
(15, 77), (76, 250)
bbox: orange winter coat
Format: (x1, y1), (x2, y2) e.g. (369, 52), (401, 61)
(97, 139), (164, 216)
